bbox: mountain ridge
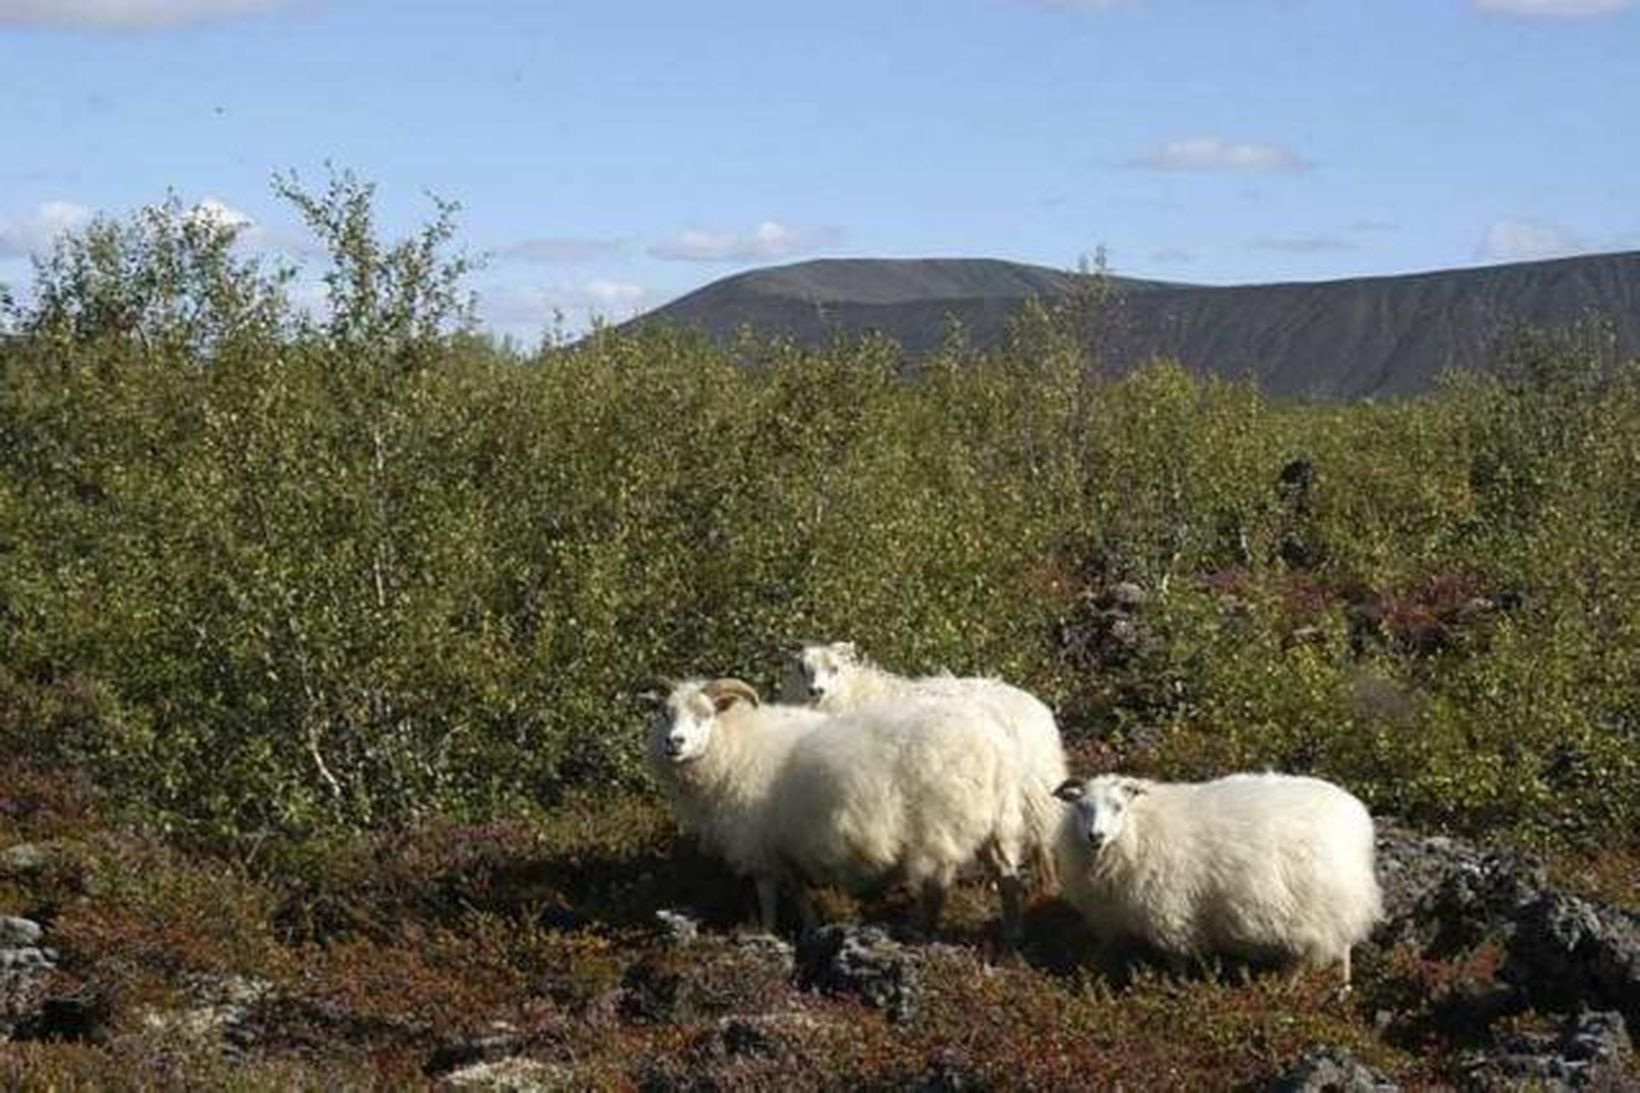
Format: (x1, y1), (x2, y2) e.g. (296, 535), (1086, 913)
(632, 250), (1640, 399)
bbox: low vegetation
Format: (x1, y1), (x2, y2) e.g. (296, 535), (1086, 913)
(1, 176), (1636, 1086)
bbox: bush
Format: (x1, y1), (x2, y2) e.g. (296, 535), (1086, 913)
(2, 176), (1637, 852)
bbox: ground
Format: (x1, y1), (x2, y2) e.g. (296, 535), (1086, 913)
(2, 761), (1636, 1090)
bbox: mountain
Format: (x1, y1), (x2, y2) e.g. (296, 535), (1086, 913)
(632, 251), (1640, 399)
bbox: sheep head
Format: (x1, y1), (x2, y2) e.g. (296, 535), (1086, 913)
(1057, 775), (1148, 852)
(786, 641), (860, 707)
(651, 678), (757, 766)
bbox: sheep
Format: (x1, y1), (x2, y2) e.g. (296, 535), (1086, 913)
(783, 640), (1068, 890)
(646, 677), (827, 930)
(1052, 772), (1383, 986)
(647, 677), (1029, 941)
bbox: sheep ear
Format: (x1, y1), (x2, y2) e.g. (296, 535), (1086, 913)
(1053, 778), (1086, 803)
(835, 641), (858, 660)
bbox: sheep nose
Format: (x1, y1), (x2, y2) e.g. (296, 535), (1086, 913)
(665, 735), (685, 757)
(1086, 830), (1105, 850)
(809, 685), (825, 700)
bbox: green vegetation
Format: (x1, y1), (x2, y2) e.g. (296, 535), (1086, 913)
(3, 176), (1638, 853)
(3, 176), (1638, 1088)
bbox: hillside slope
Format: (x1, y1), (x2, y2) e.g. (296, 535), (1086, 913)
(634, 251), (1640, 398)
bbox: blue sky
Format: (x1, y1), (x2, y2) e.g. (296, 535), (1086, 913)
(1, 0), (1636, 340)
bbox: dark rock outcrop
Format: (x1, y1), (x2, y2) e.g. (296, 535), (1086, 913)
(796, 924), (925, 1024)
(1267, 1047), (1400, 1092)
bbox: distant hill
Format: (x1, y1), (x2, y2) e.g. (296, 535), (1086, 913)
(631, 251), (1640, 399)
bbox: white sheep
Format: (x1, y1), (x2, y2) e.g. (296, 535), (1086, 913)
(783, 641), (1068, 889)
(1052, 772), (1383, 985)
(647, 677), (1029, 940)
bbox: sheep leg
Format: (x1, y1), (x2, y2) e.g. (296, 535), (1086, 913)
(793, 884), (821, 936)
(916, 880), (948, 937)
(997, 872), (1027, 951)
(755, 875), (781, 934)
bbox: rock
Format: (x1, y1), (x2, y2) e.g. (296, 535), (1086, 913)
(1267, 1046), (1399, 1092)
(0, 917), (43, 948)
(138, 973), (275, 1047)
(1107, 582), (1146, 612)
(654, 908), (701, 947)
(0, 913), (60, 1043)
(0, 843), (48, 877)
(1462, 1009), (1633, 1091)
(440, 1056), (573, 1091)
(1106, 616), (1140, 648)
(1277, 533), (1319, 570)
(13, 994), (112, 1044)
(618, 957), (688, 1024)
(426, 1024), (533, 1078)
(0, 948), (55, 971)
(1371, 828), (1543, 954)
(1372, 825), (1640, 1085)
(916, 1050), (978, 1092)
(719, 1017), (779, 1060)
(1504, 892), (1640, 1021)
(1278, 458), (1316, 500)
(728, 931), (794, 969)
(797, 924), (922, 1024)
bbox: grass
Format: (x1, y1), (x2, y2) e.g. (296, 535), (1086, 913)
(6, 757), (1634, 1090)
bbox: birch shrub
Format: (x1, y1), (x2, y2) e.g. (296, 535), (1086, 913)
(2, 181), (1636, 850)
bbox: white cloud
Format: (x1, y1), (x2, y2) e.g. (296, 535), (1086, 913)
(187, 197), (253, 233)
(648, 221), (841, 263)
(581, 279), (647, 310)
(1247, 234), (1358, 254)
(1474, 0), (1629, 17)
(492, 237), (625, 264)
(182, 197), (331, 257)
(0, 0), (297, 28)
(0, 200), (93, 257)
(1131, 137), (1311, 174)
(1477, 218), (1583, 261)
(480, 279), (654, 329)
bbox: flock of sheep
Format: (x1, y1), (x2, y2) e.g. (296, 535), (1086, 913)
(645, 642), (1384, 985)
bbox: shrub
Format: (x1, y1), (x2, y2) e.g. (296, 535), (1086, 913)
(2, 176), (1636, 851)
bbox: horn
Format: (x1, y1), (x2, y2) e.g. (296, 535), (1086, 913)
(703, 678), (760, 711)
(1053, 778), (1086, 803)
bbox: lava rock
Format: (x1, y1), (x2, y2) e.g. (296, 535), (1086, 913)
(719, 1017), (779, 1060)
(618, 958), (687, 1024)
(0, 843), (48, 878)
(797, 924), (922, 1024)
(14, 993), (113, 1044)
(1462, 1009), (1633, 1091)
(0, 948), (55, 971)
(654, 908), (702, 947)
(1106, 582), (1146, 612)
(425, 1024), (534, 1078)
(1504, 892), (1640, 1022)
(440, 1056), (573, 1090)
(1267, 1046), (1399, 1092)
(0, 917), (44, 948)
(1372, 828), (1544, 954)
